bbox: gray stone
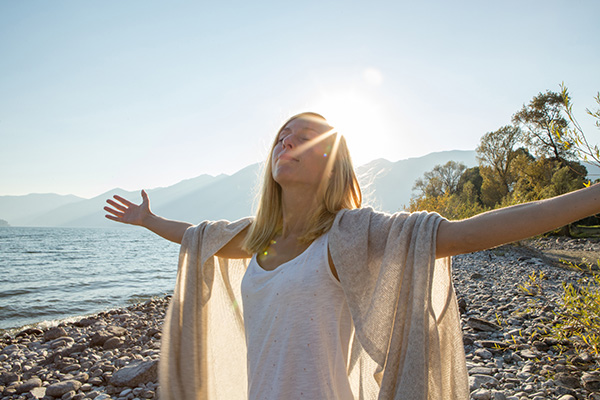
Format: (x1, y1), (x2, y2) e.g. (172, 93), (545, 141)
(470, 367), (494, 375)
(519, 349), (537, 359)
(16, 377), (42, 394)
(469, 374), (499, 391)
(30, 386), (46, 399)
(0, 372), (20, 385)
(103, 337), (123, 350)
(109, 359), (158, 387)
(49, 336), (75, 349)
(471, 388), (491, 400)
(46, 379), (83, 398)
(480, 340), (509, 350)
(61, 390), (76, 400)
(581, 372), (600, 391)
(475, 348), (493, 359)
(44, 326), (67, 341)
(555, 373), (580, 389)
(492, 391), (507, 400)
(467, 317), (502, 332)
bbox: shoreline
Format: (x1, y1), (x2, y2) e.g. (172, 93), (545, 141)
(1, 242), (600, 399)
(0, 294), (172, 338)
(1, 297), (169, 400)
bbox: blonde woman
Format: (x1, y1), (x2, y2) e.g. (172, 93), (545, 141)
(105, 112), (600, 400)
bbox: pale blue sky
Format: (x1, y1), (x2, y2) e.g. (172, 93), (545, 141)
(1, 0), (599, 198)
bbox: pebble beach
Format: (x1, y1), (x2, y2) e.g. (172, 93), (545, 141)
(1, 237), (600, 400)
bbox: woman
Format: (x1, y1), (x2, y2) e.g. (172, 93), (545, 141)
(105, 112), (600, 400)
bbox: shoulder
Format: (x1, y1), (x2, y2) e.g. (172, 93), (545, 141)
(332, 207), (412, 231)
(183, 217), (254, 259)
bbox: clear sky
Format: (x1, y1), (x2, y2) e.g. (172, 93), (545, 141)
(1, 0), (599, 198)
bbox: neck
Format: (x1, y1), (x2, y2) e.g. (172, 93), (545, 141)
(280, 184), (320, 238)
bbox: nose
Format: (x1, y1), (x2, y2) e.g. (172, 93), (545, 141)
(282, 135), (295, 149)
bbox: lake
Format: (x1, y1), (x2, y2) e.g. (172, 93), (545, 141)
(0, 226), (180, 332)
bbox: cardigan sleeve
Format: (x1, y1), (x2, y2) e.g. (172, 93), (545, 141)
(159, 217), (253, 400)
(329, 208), (468, 400)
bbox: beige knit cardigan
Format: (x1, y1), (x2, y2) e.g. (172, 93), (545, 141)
(159, 207), (468, 399)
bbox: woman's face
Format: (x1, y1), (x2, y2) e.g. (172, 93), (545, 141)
(271, 117), (334, 189)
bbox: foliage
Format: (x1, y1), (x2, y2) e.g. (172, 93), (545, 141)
(412, 161), (467, 198)
(476, 125), (523, 194)
(556, 83), (600, 169)
(514, 260), (600, 356)
(551, 259), (600, 355)
(409, 87), (591, 225)
(517, 271), (545, 296)
(512, 90), (575, 163)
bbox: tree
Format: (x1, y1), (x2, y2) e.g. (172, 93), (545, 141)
(412, 161), (467, 198)
(456, 166), (483, 201)
(410, 162), (483, 220)
(476, 125), (522, 194)
(557, 83), (600, 170)
(512, 90), (575, 163)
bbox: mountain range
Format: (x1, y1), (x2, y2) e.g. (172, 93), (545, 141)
(2, 150), (596, 228)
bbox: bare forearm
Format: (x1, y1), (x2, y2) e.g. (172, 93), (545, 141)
(142, 213), (193, 244)
(437, 183), (600, 257)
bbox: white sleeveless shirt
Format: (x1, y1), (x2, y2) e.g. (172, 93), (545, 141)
(241, 234), (355, 400)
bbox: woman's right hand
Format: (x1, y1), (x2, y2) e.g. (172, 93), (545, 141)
(104, 190), (152, 227)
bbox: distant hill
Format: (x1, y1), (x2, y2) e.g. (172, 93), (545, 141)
(0, 193), (84, 225)
(357, 150), (478, 212)
(0, 150), (479, 227)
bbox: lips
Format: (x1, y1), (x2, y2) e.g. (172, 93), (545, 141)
(278, 153), (299, 162)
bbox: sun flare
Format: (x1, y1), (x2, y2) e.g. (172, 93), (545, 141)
(308, 91), (390, 166)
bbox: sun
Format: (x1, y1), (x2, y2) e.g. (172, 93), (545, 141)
(307, 90), (391, 166)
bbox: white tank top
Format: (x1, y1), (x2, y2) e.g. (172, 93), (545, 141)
(241, 233), (355, 400)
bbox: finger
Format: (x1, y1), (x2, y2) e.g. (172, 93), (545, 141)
(141, 190), (149, 203)
(106, 199), (127, 212)
(104, 206), (124, 218)
(113, 195), (134, 207)
(105, 214), (127, 223)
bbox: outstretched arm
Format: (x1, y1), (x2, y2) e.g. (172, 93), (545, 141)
(104, 190), (192, 244)
(436, 183), (600, 258)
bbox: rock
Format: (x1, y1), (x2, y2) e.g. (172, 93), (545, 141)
(91, 327), (127, 347)
(44, 326), (67, 341)
(475, 348), (493, 359)
(49, 336), (75, 349)
(74, 317), (97, 327)
(519, 349), (538, 359)
(467, 317), (501, 332)
(109, 359), (158, 387)
(0, 372), (20, 385)
(480, 340), (509, 350)
(581, 372), (600, 391)
(30, 386), (46, 399)
(90, 332), (113, 347)
(16, 377), (42, 394)
(16, 328), (43, 338)
(491, 391), (506, 400)
(555, 372), (580, 389)
(470, 374), (499, 391)
(61, 390), (77, 400)
(105, 326), (127, 337)
(103, 337), (123, 350)
(46, 379), (83, 398)
(470, 366), (494, 375)
(471, 388), (491, 400)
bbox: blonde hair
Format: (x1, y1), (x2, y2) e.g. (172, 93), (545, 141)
(243, 112), (362, 254)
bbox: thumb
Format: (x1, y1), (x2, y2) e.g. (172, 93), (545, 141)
(141, 189), (149, 204)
